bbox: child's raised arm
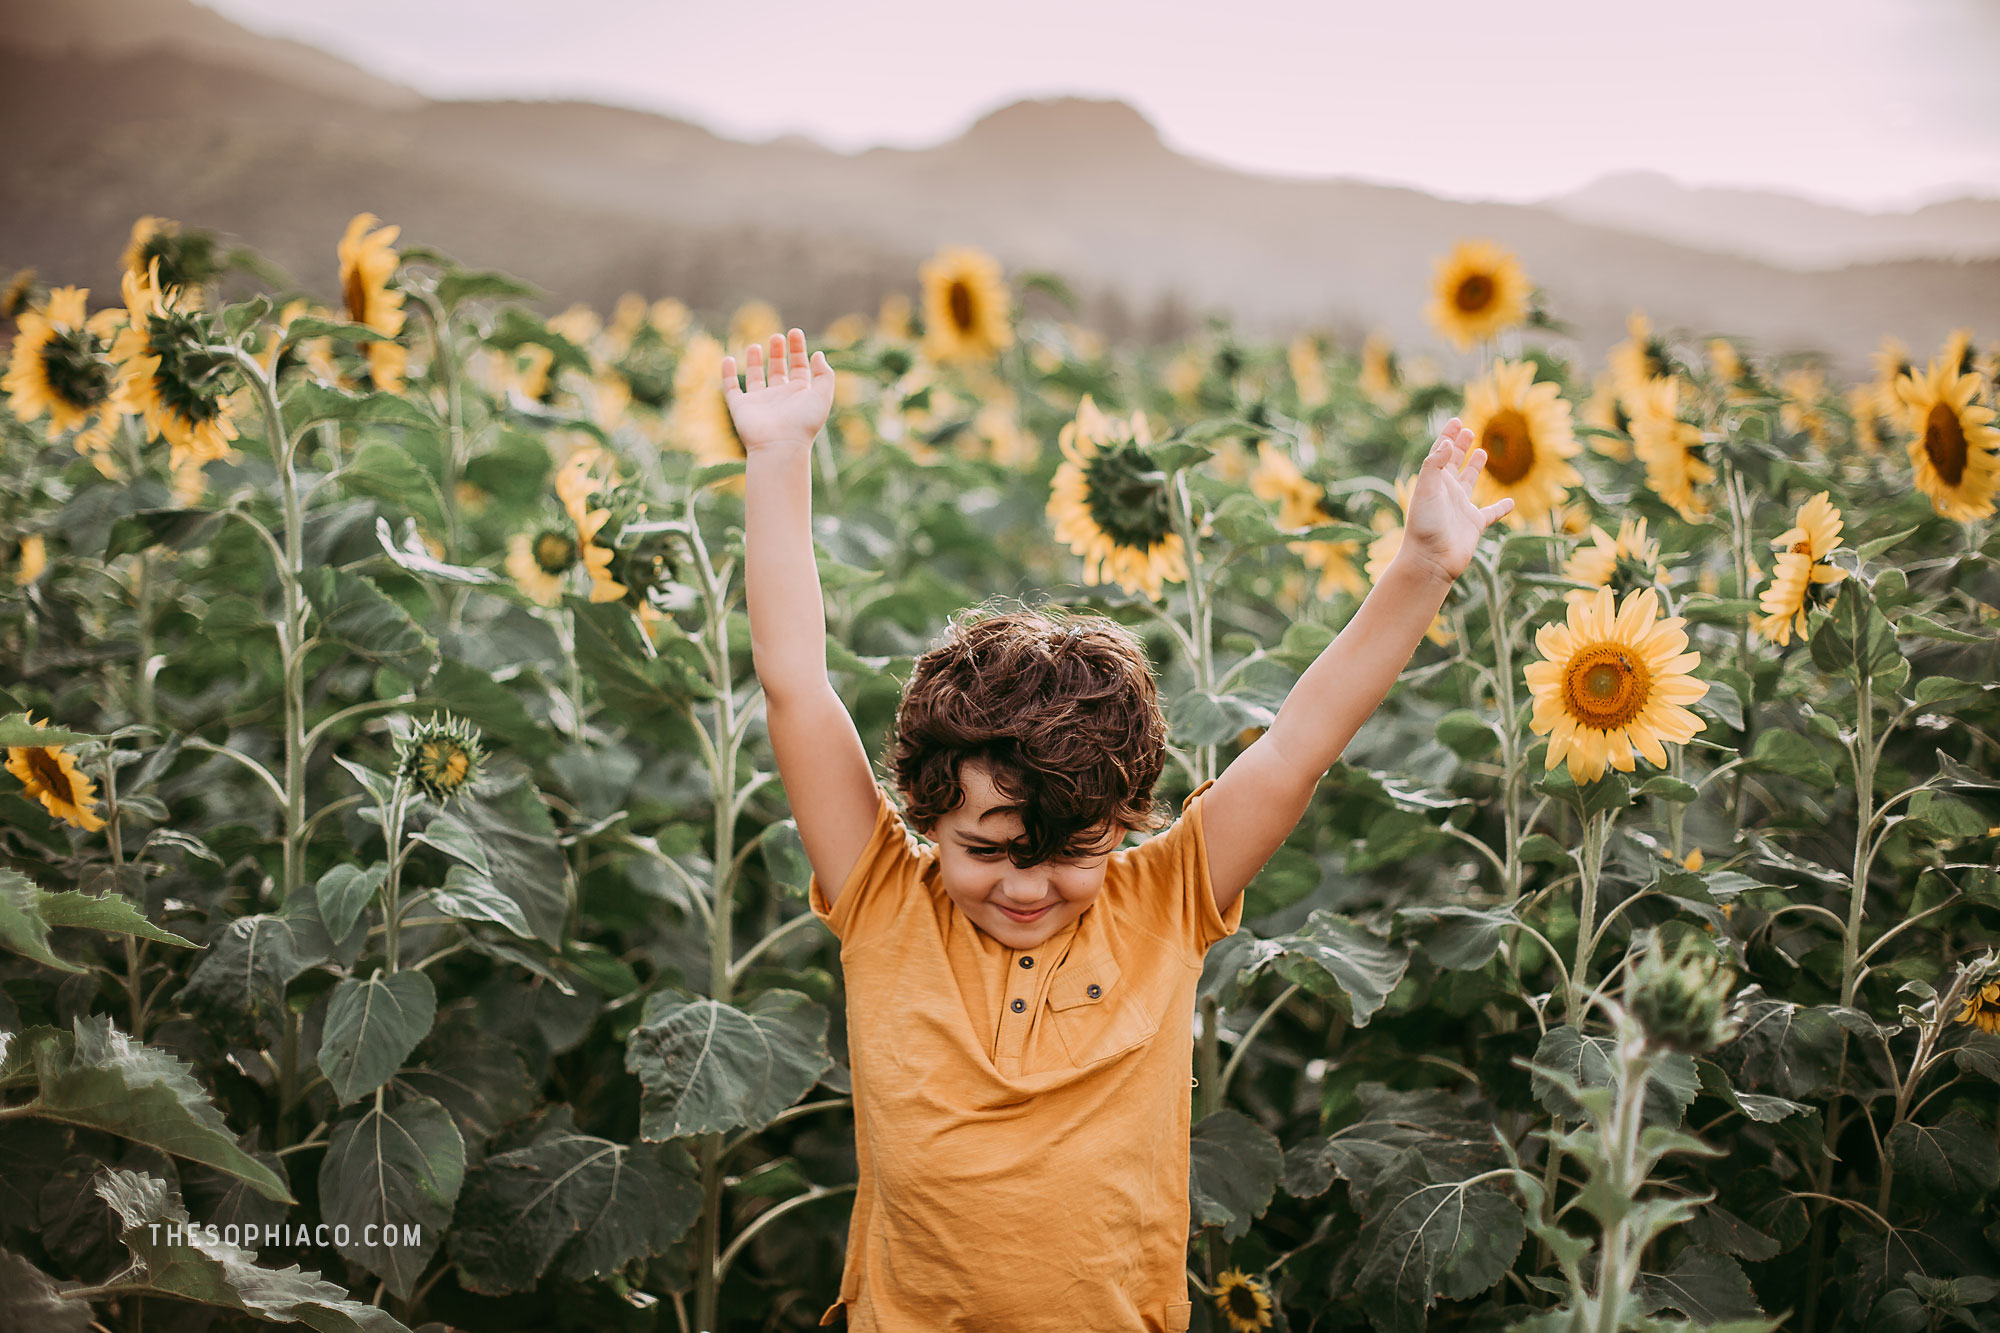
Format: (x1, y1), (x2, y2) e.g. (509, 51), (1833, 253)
(1199, 420), (1513, 917)
(726, 330), (879, 910)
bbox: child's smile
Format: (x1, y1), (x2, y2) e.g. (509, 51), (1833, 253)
(923, 761), (1125, 947)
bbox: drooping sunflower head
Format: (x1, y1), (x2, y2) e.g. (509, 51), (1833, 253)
(122, 216), (218, 307)
(1425, 239), (1530, 351)
(2, 286), (124, 458)
(1894, 358), (2000, 522)
(1956, 953), (2000, 1035)
(1627, 376), (1713, 521)
(1754, 492), (1847, 646)
(396, 712), (487, 805)
(1459, 358), (1581, 528)
(1288, 333), (1329, 408)
(1046, 394), (1186, 601)
(1564, 517), (1661, 606)
(1580, 372), (1632, 461)
(919, 246), (1013, 365)
(1213, 1268), (1276, 1333)
(4, 713), (106, 832)
(1706, 337), (1743, 386)
(1359, 331), (1402, 409)
(1609, 311), (1679, 407)
(666, 332), (746, 473)
(1941, 327), (1980, 382)
(1249, 443), (1332, 531)
(1525, 586), (1709, 785)
(1778, 367), (1832, 445)
(2, 268), (41, 323)
(109, 260), (239, 473)
(336, 212), (408, 393)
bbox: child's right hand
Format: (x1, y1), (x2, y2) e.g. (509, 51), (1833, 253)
(721, 328), (836, 455)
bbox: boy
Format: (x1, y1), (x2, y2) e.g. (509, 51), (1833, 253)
(725, 329), (1512, 1331)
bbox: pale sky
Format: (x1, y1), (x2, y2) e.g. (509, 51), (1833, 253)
(194, 0), (2000, 209)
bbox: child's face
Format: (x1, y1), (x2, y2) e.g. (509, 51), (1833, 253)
(925, 761), (1123, 949)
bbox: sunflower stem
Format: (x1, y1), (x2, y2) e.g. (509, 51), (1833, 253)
(1478, 553), (1522, 899)
(1568, 810), (1611, 1023)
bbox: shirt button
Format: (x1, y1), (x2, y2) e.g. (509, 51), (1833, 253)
(1010, 998), (1026, 1013)
(1019, 956), (1034, 968)
(1087, 983), (1102, 998)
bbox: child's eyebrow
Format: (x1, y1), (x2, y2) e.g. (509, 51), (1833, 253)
(974, 806), (1020, 822)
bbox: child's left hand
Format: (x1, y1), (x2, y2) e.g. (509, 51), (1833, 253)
(1398, 419), (1515, 582)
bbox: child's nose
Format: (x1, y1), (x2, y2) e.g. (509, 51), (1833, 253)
(997, 875), (1048, 904)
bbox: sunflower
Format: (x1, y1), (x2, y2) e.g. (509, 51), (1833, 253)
(1526, 586), (1708, 785)
(1213, 1269), (1275, 1333)
(3, 286), (124, 464)
(1894, 359), (2000, 521)
(1459, 359), (1581, 527)
(110, 261), (239, 474)
(1869, 336), (1914, 419)
(1959, 977), (2000, 1036)
(876, 291), (913, 342)
(549, 302), (603, 350)
(577, 506), (630, 603)
(1250, 444), (1331, 532)
(1940, 327), (1980, 383)
(395, 712), (486, 806)
(9, 534), (48, 587)
(1288, 334), (1329, 408)
(1425, 239), (1529, 350)
(121, 217), (217, 310)
(667, 332), (746, 472)
(1359, 331), (1402, 411)
(920, 246), (1012, 365)
(1844, 385), (1889, 456)
(1564, 517), (1661, 607)
(336, 213), (407, 394)
(1165, 349), (1204, 405)
(1047, 395), (1187, 601)
(253, 298), (340, 384)
(1778, 368), (1831, 445)
(1706, 338), (1743, 386)
(1609, 311), (1676, 409)
(506, 528), (578, 606)
(5, 714), (106, 832)
(1579, 373), (1632, 461)
(2, 267), (40, 324)
(1628, 376), (1712, 520)
(727, 300), (783, 353)
(1754, 492), (1846, 645)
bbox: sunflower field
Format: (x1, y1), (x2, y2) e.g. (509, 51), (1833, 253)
(2, 218), (1998, 1333)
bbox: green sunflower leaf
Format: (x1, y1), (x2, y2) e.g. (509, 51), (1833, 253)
(316, 971), (439, 1105)
(1188, 1109), (1283, 1241)
(319, 1094), (464, 1301)
(626, 988), (832, 1139)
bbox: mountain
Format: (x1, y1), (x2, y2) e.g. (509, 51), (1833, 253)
(1544, 170), (2000, 270)
(2, 0), (1995, 378)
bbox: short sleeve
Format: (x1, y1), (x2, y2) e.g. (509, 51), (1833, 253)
(1117, 777), (1243, 958)
(807, 781), (926, 945)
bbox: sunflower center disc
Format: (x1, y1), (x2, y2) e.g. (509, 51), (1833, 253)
(41, 328), (112, 411)
(1562, 644), (1651, 731)
(534, 531), (577, 573)
(1790, 539), (1813, 556)
(1083, 444), (1173, 550)
(1453, 274), (1494, 314)
(947, 281), (975, 333)
(1228, 1285), (1263, 1318)
(343, 268), (369, 326)
(26, 749), (70, 795)
(1482, 409), (1536, 484)
(1924, 403), (1968, 486)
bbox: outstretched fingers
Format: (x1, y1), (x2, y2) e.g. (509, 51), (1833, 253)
(787, 328), (809, 381)
(720, 354), (740, 397)
(766, 333), (789, 385)
(1479, 497), (1516, 525)
(743, 340), (766, 391)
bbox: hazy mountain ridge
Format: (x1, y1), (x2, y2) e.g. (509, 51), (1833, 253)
(2, 0), (1996, 377)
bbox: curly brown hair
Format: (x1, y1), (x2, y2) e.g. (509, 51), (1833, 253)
(887, 603), (1170, 866)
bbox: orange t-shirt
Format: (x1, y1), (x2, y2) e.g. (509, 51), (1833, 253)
(807, 776), (1241, 1333)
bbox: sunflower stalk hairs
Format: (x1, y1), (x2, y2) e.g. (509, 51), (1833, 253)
(1506, 933), (1761, 1333)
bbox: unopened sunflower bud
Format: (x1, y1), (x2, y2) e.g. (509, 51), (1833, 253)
(1629, 934), (1740, 1054)
(396, 712), (486, 806)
